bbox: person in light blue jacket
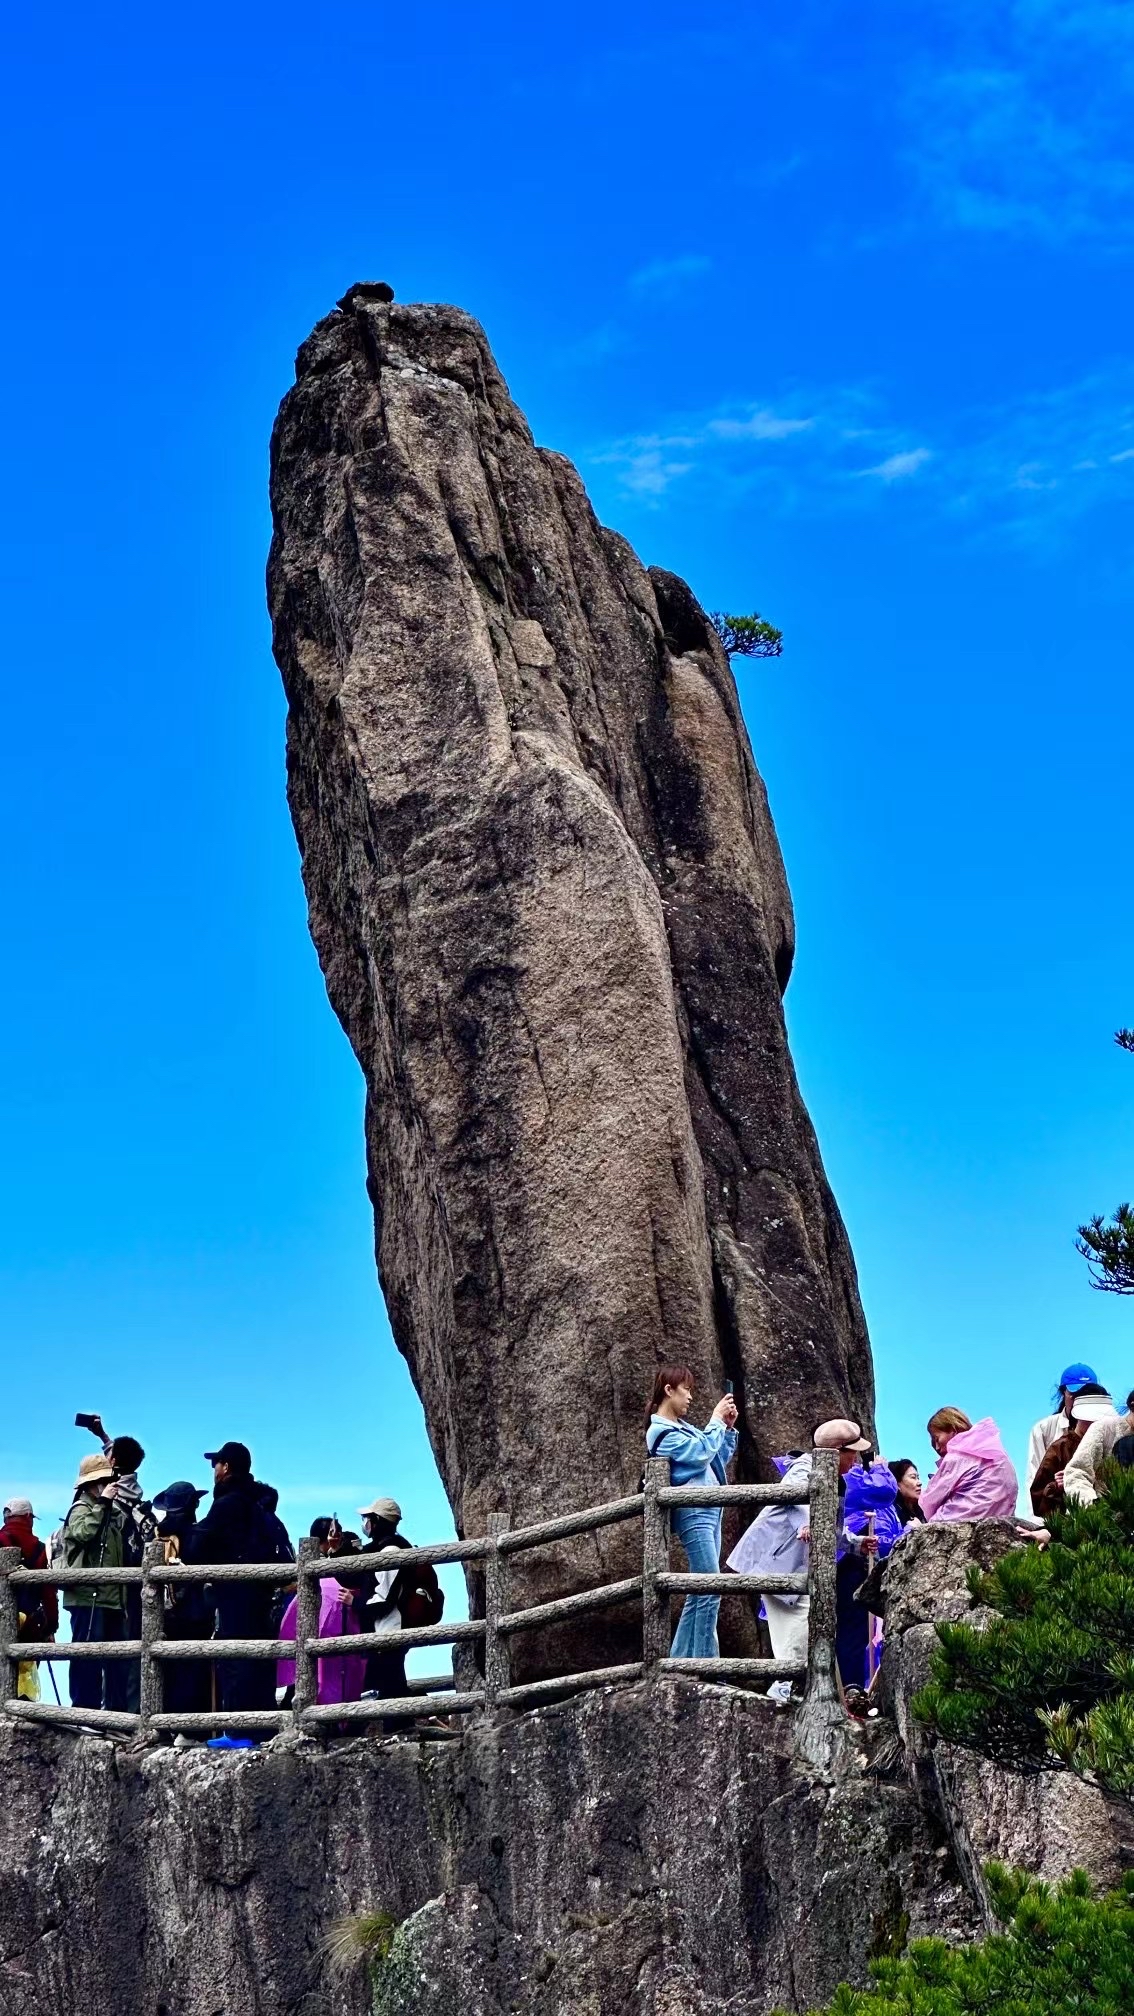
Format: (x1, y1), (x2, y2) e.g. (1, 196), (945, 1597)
(645, 1362), (738, 1659)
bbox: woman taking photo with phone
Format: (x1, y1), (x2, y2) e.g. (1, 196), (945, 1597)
(645, 1363), (738, 1659)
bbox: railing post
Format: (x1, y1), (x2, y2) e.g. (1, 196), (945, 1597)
(138, 1540), (165, 1740)
(483, 1513), (511, 1709)
(642, 1458), (671, 1671)
(805, 1447), (839, 1705)
(0, 1547), (20, 1711)
(292, 1537), (322, 1724)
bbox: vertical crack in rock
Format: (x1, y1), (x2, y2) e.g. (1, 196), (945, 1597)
(267, 293), (875, 1670)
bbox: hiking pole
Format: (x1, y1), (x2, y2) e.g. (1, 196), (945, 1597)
(47, 1660), (62, 1705)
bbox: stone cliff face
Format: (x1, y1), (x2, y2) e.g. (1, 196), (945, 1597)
(267, 291), (873, 1649)
(4, 1524), (1130, 2016)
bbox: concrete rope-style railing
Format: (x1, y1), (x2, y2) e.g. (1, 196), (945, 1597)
(0, 1450), (839, 1740)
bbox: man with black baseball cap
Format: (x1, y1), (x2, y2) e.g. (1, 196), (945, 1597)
(203, 1440), (252, 1475)
(182, 1440), (293, 1727)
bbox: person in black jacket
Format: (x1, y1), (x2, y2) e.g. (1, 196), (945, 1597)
(183, 1441), (293, 1717)
(353, 1496), (439, 1725)
(152, 1481), (212, 1715)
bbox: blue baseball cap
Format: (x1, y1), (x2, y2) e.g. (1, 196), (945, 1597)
(1059, 1363), (1098, 1393)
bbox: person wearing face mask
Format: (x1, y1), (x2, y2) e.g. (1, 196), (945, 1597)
(352, 1498), (438, 1718)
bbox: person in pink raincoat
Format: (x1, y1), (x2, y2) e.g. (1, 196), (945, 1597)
(921, 1408), (1018, 1522)
(277, 1523), (366, 1707)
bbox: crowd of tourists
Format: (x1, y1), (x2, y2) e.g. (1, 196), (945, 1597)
(0, 1415), (441, 1737)
(3, 1361), (1131, 1733)
(644, 1357), (1131, 1710)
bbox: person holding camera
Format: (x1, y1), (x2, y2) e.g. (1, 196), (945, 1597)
(75, 1413), (155, 1711)
(645, 1364), (738, 1660)
(60, 1453), (128, 1712)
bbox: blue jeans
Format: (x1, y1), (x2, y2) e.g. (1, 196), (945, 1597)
(671, 1508), (722, 1660)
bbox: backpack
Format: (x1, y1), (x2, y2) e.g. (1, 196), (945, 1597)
(399, 1562), (444, 1630)
(638, 1426), (682, 1493)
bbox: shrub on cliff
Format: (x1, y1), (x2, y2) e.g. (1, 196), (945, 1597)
(709, 610), (783, 657)
(787, 1864), (1134, 2015)
(1076, 1027), (1133, 1296)
(912, 1464), (1134, 1790)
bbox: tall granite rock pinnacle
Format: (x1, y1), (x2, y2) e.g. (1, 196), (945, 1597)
(268, 290), (874, 1650)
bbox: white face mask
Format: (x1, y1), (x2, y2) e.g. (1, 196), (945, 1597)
(153, 1507), (169, 1525)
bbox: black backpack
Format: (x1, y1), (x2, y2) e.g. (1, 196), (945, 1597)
(638, 1427), (682, 1493)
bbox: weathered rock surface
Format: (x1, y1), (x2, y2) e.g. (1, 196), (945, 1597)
(267, 292), (873, 1656)
(0, 1681), (976, 2016)
(6, 1525), (1131, 2016)
(875, 1519), (1134, 1914)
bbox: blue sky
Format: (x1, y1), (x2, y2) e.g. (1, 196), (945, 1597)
(2, 0), (1131, 1573)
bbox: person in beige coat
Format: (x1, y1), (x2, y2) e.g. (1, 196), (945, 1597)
(1062, 1390), (1134, 1504)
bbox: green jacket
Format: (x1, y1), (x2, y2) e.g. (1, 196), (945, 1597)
(61, 1492), (125, 1611)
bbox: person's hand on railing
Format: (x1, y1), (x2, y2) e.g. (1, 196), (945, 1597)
(711, 1395), (738, 1429)
(799, 1525), (810, 1544)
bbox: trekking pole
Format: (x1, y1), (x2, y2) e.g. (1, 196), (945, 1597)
(47, 1660), (62, 1705)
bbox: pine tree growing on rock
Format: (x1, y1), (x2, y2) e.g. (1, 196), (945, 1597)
(913, 1464), (1134, 1793)
(784, 1865), (1134, 2016)
(1076, 1029), (1134, 1295)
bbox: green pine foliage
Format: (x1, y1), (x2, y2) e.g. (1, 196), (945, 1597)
(708, 611), (783, 657)
(785, 1865), (1134, 2016)
(913, 1464), (1134, 1791)
(1076, 1028), (1134, 1294)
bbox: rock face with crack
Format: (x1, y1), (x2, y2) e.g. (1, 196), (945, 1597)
(267, 290), (874, 1656)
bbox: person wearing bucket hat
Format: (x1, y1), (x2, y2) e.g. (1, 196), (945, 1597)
(1025, 1363), (1100, 1490)
(59, 1452), (128, 1712)
(1029, 1385), (1115, 1518)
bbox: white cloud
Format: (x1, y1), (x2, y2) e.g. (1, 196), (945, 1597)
(627, 254), (712, 293)
(858, 447), (933, 482)
(902, 4), (1134, 243)
(585, 366), (1134, 539)
(707, 408), (815, 441)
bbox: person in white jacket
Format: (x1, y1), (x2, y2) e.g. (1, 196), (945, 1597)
(1063, 1392), (1134, 1505)
(1025, 1363), (1099, 1490)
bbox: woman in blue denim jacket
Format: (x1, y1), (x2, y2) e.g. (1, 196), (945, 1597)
(645, 1363), (739, 1659)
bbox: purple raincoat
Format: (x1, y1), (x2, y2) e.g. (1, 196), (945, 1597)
(841, 1461), (902, 1559)
(277, 1578), (366, 1706)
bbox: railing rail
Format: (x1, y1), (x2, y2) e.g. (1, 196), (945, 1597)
(0, 1450), (839, 1741)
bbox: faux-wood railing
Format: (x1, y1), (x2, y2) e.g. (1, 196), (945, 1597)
(0, 1450), (839, 1740)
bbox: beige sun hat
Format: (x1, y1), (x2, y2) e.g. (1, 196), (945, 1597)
(813, 1418), (871, 1453)
(74, 1452), (116, 1491)
(357, 1496), (402, 1524)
